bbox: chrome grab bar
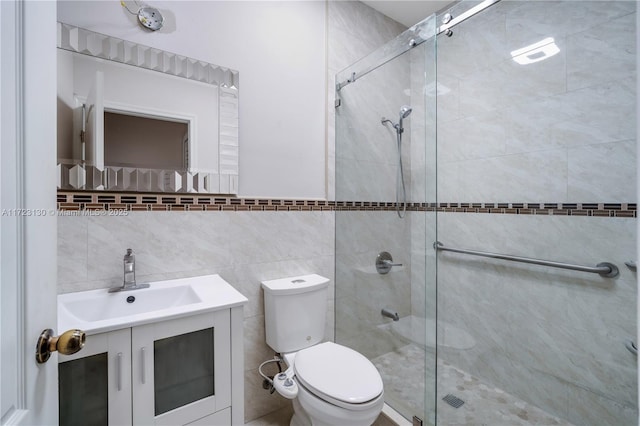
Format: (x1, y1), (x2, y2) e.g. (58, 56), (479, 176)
(434, 241), (619, 278)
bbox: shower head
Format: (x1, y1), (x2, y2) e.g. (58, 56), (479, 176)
(399, 105), (412, 119)
(381, 105), (412, 134)
(397, 105), (412, 133)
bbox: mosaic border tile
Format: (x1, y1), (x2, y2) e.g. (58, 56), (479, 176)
(430, 202), (636, 217)
(56, 192), (636, 217)
(57, 191), (335, 212)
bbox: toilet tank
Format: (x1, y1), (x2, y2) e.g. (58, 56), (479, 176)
(261, 274), (329, 353)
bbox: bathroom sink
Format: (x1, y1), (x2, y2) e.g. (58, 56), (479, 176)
(58, 274), (248, 334)
(61, 284), (201, 322)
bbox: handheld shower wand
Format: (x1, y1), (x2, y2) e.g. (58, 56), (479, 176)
(381, 105), (412, 218)
(398, 105), (412, 133)
(381, 105), (412, 134)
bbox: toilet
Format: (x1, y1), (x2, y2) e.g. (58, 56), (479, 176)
(261, 274), (384, 426)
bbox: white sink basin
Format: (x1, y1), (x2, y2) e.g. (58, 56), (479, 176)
(59, 274), (248, 334)
(62, 285), (201, 322)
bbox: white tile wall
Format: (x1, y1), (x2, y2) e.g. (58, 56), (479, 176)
(435, 2), (637, 425)
(437, 1), (637, 204)
(330, 0), (415, 358)
(58, 211), (335, 423)
(437, 214), (637, 425)
(328, 0), (408, 202)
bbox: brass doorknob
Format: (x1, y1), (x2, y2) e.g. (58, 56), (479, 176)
(36, 328), (86, 364)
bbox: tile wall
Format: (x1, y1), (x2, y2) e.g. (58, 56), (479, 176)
(327, 1), (409, 201)
(58, 209), (334, 422)
(436, 0), (636, 204)
(435, 1), (637, 425)
(330, 0), (413, 352)
(437, 213), (637, 425)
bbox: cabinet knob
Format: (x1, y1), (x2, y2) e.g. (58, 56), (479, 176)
(36, 328), (86, 364)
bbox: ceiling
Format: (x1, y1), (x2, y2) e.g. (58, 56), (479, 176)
(361, 1), (454, 28)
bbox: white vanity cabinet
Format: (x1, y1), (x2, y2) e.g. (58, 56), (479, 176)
(59, 309), (240, 426)
(58, 328), (132, 425)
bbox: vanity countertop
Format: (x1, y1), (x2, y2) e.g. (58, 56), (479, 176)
(58, 274), (248, 335)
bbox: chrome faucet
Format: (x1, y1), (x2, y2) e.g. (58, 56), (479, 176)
(381, 308), (400, 321)
(109, 249), (149, 292)
(123, 248), (136, 288)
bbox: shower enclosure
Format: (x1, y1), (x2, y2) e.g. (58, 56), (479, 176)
(334, 1), (637, 425)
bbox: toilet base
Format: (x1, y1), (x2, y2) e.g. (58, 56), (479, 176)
(289, 398), (311, 426)
(289, 398), (312, 426)
(289, 380), (384, 426)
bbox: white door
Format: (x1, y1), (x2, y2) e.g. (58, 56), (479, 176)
(1, 2), (59, 425)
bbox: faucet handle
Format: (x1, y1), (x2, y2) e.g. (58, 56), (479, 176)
(376, 251), (402, 274)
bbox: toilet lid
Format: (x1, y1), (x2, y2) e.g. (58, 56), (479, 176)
(294, 342), (383, 405)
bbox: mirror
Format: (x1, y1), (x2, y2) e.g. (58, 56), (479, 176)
(56, 23), (239, 194)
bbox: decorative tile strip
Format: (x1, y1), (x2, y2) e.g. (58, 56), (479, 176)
(58, 191), (336, 212)
(56, 192), (636, 217)
(426, 202), (636, 217)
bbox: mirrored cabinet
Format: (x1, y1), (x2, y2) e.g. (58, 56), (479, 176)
(59, 311), (233, 425)
(56, 22), (239, 194)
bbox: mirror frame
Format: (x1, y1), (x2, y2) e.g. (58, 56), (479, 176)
(57, 22), (239, 194)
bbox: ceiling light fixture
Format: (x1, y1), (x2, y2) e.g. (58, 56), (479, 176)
(511, 37), (560, 65)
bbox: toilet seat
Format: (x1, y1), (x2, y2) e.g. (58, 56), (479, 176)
(293, 342), (384, 411)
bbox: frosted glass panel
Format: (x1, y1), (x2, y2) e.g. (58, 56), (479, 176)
(59, 353), (109, 426)
(154, 327), (215, 415)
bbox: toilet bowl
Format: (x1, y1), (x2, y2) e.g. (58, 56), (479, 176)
(285, 342), (384, 426)
(261, 275), (384, 426)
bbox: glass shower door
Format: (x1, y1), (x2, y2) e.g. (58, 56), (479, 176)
(434, 1), (637, 425)
(334, 15), (438, 424)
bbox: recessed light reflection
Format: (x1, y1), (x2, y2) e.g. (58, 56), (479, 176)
(511, 37), (560, 65)
(424, 82), (451, 97)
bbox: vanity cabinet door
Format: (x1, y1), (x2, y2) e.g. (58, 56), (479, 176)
(131, 311), (231, 426)
(58, 329), (131, 426)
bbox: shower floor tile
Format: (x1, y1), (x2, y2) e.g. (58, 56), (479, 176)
(371, 344), (574, 426)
